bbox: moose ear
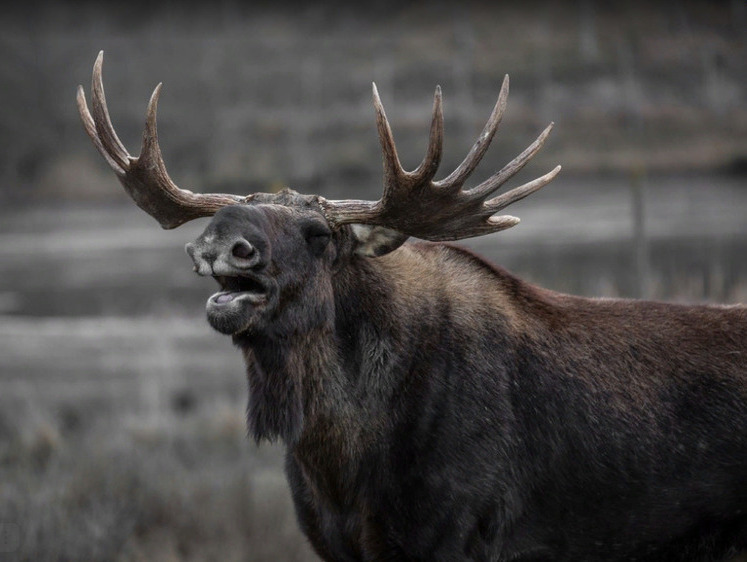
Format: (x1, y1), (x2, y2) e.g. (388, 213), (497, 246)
(351, 225), (409, 257)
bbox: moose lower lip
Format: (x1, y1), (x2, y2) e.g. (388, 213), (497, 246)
(209, 290), (267, 306)
(215, 293), (235, 304)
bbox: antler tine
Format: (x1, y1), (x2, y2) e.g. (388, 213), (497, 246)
(434, 74), (509, 190)
(90, 51), (130, 170)
(77, 86), (125, 175)
(409, 85), (444, 184)
(78, 52), (244, 229)
(484, 164), (562, 215)
(467, 122), (555, 201)
(372, 83), (405, 192)
(138, 83), (173, 178)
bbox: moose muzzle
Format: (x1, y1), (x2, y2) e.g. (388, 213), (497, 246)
(185, 235), (264, 276)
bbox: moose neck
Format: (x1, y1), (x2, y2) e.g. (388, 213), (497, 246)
(237, 325), (337, 445)
(233, 251), (417, 449)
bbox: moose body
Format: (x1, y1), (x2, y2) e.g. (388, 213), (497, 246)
(200, 207), (747, 561)
(78, 52), (747, 560)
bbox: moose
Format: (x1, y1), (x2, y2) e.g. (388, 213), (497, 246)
(77, 52), (746, 561)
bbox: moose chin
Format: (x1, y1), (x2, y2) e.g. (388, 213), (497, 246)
(78, 51), (746, 561)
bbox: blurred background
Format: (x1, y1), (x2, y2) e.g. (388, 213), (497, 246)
(0, 1), (745, 560)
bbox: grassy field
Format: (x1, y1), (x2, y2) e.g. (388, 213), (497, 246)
(0, 315), (318, 561)
(0, 172), (745, 560)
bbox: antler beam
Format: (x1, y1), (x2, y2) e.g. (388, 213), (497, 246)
(77, 51), (244, 229)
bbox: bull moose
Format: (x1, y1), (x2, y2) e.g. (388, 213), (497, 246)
(77, 52), (746, 561)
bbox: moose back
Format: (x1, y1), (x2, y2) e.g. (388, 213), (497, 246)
(78, 53), (747, 561)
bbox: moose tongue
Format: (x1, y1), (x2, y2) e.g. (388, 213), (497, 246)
(216, 293), (235, 304)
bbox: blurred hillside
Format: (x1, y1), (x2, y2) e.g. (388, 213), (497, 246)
(1, 0), (746, 205)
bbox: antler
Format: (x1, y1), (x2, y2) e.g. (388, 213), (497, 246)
(78, 53), (558, 238)
(319, 76), (561, 241)
(76, 51), (244, 229)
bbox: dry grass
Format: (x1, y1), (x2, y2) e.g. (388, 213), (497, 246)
(0, 401), (317, 561)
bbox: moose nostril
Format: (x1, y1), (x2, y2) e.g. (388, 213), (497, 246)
(231, 240), (256, 260)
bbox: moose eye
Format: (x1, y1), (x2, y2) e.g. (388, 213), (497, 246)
(304, 223), (331, 256)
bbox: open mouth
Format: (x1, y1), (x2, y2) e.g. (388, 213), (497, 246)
(209, 274), (269, 306)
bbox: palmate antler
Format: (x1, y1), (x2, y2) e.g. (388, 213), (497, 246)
(320, 78), (560, 240)
(78, 52), (560, 239)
